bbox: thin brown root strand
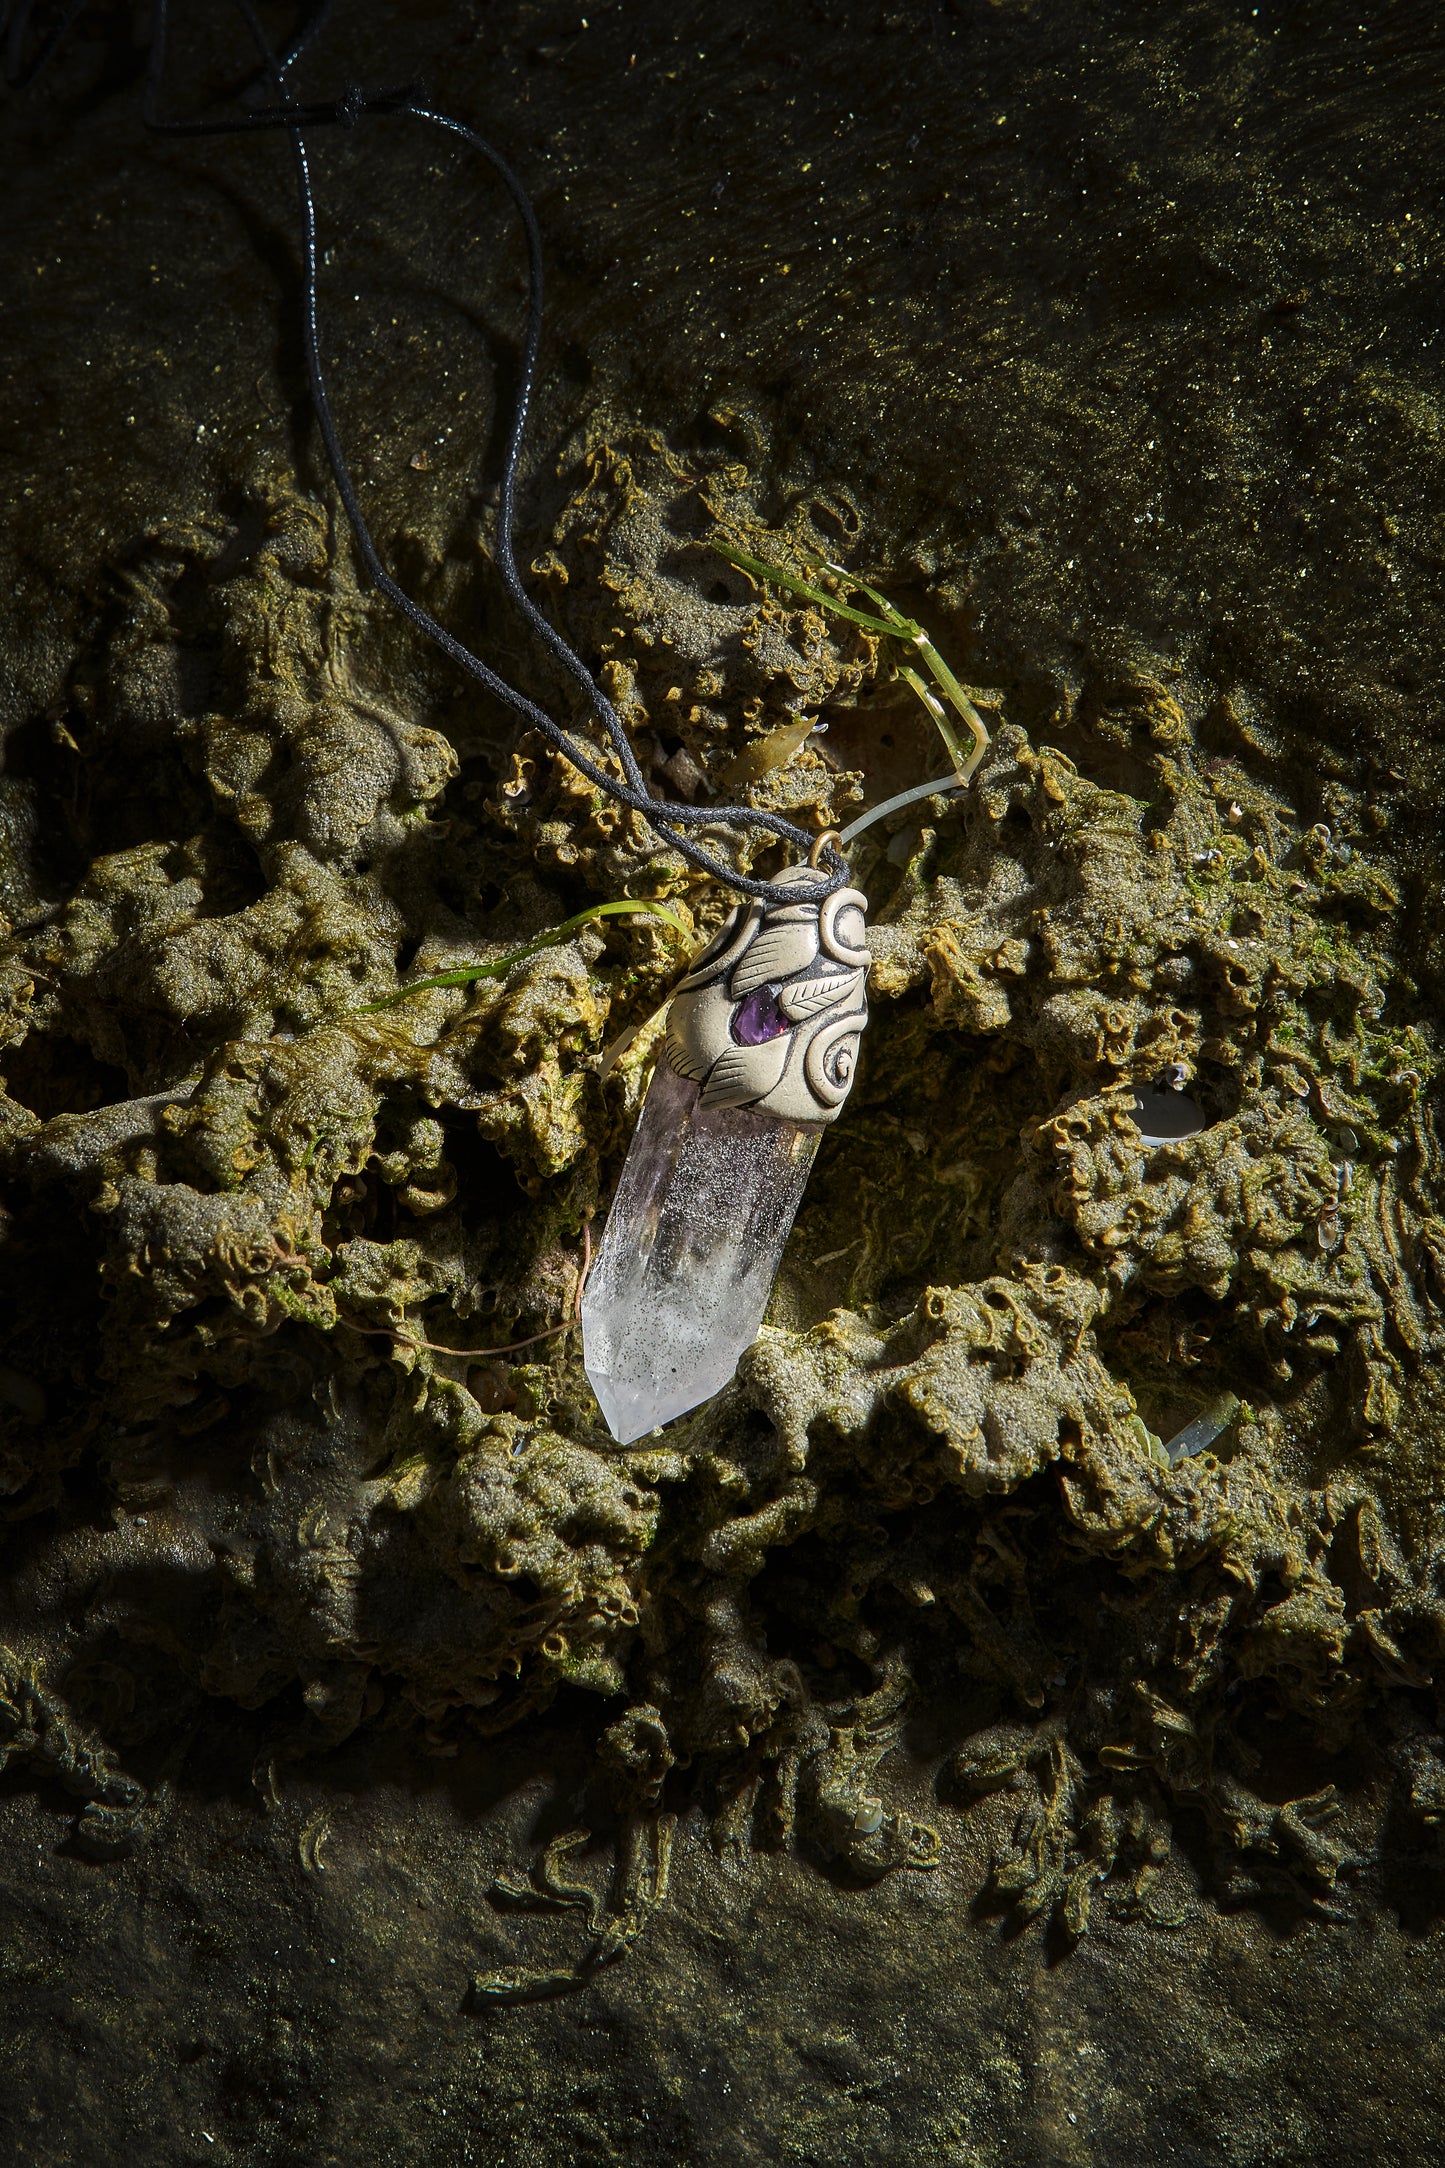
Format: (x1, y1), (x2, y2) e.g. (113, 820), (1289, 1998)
(342, 1318), (571, 1359)
(574, 1214), (594, 1320)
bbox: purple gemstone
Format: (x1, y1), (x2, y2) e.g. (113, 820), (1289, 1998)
(731, 984), (789, 1046)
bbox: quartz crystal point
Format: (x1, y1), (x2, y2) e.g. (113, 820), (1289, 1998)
(581, 1062), (822, 1444)
(583, 865), (871, 1443)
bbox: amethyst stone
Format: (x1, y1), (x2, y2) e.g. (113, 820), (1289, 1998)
(731, 984), (789, 1046)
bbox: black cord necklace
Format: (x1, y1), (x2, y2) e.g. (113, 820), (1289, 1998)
(5, 0), (849, 906)
(5, 1), (916, 1444)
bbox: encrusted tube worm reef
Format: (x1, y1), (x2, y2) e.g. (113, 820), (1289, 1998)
(2, 422), (1442, 1937)
(5, 0), (1445, 2154)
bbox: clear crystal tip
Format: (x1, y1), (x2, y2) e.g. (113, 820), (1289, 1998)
(582, 1062), (821, 1444)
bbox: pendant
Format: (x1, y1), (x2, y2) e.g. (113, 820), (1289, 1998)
(583, 867), (872, 1443)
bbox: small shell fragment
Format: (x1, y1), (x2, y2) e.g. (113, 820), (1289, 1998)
(1164, 1392), (1240, 1465)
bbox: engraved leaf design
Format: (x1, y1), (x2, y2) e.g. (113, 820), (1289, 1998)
(664, 1031), (708, 1082)
(779, 968), (864, 1023)
(699, 1032), (792, 1110)
(730, 920), (819, 996)
(674, 903), (759, 993)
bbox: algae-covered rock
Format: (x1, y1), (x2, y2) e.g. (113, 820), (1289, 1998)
(5, 399), (1439, 1926)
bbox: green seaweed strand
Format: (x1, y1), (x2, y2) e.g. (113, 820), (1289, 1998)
(355, 899), (691, 1013)
(711, 543), (991, 782)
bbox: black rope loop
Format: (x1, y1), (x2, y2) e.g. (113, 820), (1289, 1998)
(6, 0), (850, 906)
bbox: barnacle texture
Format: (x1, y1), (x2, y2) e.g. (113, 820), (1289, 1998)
(1, 437), (1443, 1944)
(497, 429), (871, 886)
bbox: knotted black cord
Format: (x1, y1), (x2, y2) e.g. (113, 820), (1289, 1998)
(9, 0), (849, 906)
